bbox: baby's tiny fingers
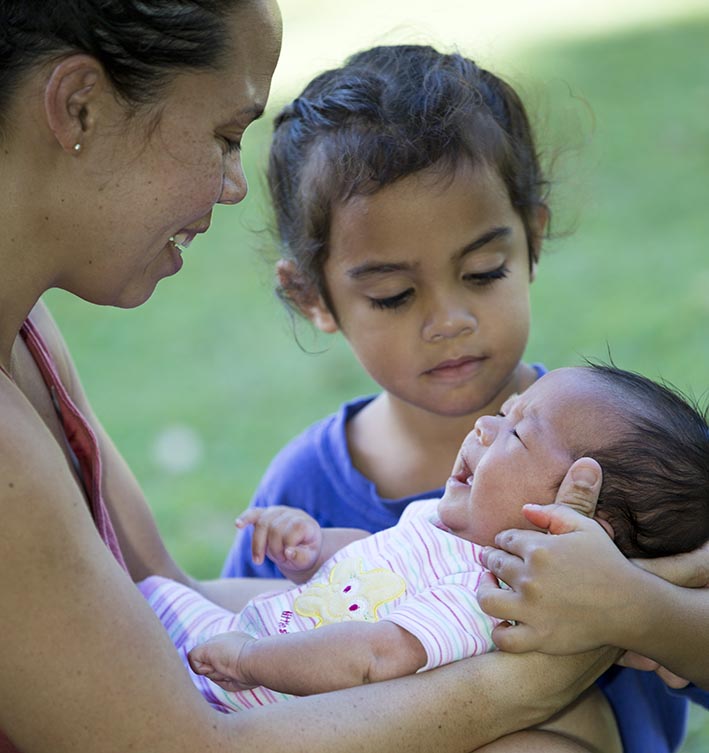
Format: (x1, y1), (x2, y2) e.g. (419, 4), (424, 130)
(251, 520), (273, 565)
(235, 508), (265, 528)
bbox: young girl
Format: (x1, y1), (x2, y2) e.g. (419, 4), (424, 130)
(222, 44), (549, 579)
(219, 44), (708, 753)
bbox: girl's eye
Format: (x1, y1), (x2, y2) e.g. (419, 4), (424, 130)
(368, 289), (413, 310)
(464, 264), (510, 287)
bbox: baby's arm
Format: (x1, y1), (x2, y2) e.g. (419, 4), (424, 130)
(237, 506), (369, 584)
(189, 621), (427, 695)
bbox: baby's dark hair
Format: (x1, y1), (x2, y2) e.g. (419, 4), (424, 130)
(583, 364), (709, 558)
(268, 44), (548, 314)
(0, 0), (243, 133)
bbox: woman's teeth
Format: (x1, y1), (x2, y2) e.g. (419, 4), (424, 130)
(169, 232), (193, 250)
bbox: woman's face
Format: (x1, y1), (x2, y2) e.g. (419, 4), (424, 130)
(57, 0), (282, 308)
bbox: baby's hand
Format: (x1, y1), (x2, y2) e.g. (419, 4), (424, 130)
(188, 631), (257, 692)
(236, 506), (323, 574)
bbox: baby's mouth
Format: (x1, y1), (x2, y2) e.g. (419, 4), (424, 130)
(453, 455), (474, 486)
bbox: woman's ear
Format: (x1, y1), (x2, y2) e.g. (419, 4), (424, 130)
(276, 260), (339, 333)
(44, 55), (103, 154)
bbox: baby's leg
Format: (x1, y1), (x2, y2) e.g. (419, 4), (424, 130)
(476, 687), (622, 753)
(138, 576), (243, 654)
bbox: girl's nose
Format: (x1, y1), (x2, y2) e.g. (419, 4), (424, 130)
(474, 415), (497, 447)
(422, 296), (477, 343)
(218, 153), (248, 205)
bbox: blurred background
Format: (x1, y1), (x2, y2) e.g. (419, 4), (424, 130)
(45, 0), (708, 747)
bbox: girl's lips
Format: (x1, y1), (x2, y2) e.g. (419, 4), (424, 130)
(424, 355), (486, 381)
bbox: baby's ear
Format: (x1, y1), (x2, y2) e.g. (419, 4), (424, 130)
(276, 260), (338, 333)
(593, 514), (616, 541)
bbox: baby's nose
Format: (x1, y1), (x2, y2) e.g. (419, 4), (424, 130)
(474, 416), (496, 446)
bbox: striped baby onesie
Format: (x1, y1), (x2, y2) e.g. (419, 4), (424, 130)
(140, 498), (499, 712)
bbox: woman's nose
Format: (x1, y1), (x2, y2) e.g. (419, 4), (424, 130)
(474, 415), (497, 446)
(218, 153), (248, 205)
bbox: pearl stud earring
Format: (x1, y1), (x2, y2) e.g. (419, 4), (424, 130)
(73, 143), (82, 152)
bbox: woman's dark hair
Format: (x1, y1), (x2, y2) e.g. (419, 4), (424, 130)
(268, 44), (548, 313)
(0, 0), (242, 131)
(584, 364), (709, 558)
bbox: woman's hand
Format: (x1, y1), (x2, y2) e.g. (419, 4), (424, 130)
(236, 506), (323, 576)
(478, 502), (632, 655)
(477, 458), (614, 654)
(478, 458), (709, 688)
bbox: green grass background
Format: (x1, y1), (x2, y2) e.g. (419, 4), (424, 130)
(44, 4), (708, 749)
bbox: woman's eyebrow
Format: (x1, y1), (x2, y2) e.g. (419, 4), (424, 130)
(346, 226), (513, 280)
(224, 103), (266, 128)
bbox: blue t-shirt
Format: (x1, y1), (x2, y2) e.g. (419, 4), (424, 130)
(222, 386), (708, 752)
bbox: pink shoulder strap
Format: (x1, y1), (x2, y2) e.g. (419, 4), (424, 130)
(19, 318), (128, 572)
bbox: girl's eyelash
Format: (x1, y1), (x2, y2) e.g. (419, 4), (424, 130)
(368, 263), (508, 310)
(464, 264), (510, 286)
(368, 289), (413, 310)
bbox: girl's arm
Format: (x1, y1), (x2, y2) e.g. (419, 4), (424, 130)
(190, 621), (427, 695)
(479, 500), (709, 689)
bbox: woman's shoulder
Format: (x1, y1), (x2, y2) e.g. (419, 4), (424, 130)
(0, 302), (86, 506)
(0, 367), (82, 531)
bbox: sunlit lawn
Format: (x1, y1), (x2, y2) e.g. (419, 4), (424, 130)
(46, 7), (708, 750)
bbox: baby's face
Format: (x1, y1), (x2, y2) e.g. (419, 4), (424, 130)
(437, 368), (611, 545)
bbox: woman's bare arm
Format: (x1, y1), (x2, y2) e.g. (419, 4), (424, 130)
(0, 309), (616, 751)
(0, 392), (614, 752)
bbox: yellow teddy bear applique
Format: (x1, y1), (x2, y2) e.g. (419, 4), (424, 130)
(294, 557), (406, 627)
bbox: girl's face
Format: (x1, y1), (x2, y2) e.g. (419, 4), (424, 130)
(312, 161), (542, 419)
(53, 0), (281, 308)
(437, 368), (609, 545)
